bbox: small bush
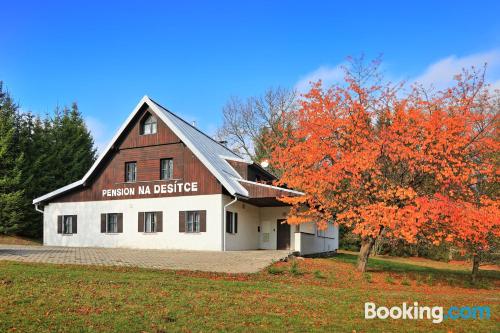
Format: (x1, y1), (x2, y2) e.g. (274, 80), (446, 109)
(363, 273), (373, 283)
(426, 274), (434, 286)
(289, 260), (304, 276)
(313, 270), (326, 279)
(385, 275), (395, 284)
(267, 266), (285, 275)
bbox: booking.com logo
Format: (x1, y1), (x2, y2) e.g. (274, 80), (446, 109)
(365, 302), (491, 324)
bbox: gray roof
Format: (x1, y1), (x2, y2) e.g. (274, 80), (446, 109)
(150, 98), (250, 197)
(33, 96), (250, 204)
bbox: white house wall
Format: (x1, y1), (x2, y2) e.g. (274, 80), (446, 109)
(259, 206), (291, 250)
(259, 206), (339, 254)
(43, 194), (223, 251)
(295, 223), (339, 255)
(223, 198), (260, 251)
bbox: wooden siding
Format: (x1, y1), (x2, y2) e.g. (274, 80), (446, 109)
(119, 107), (180, 149)
(240, 181), (299, 199)
(227, 160), (248, 179)
(52, 106), (223, 202)
(238, 181), (300, 207)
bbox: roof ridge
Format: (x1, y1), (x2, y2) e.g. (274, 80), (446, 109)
(149, 97), (244, 159)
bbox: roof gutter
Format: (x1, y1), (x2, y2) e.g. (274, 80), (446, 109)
(34, 203), (44, 214)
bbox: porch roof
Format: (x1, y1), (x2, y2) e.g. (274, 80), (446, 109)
(237, 179), (304, 207)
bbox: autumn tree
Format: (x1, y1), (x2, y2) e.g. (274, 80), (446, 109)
(271, 61), (499, 274)
(414, 69), (499, 282)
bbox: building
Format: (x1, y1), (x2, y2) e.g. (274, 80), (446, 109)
(33, 96), (338, 254)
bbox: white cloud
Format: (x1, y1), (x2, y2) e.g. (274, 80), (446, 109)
(85, 116), (111, 154)
(295, 64), (345, 93)
(412, 49), (500, 90)
(295, 49), (500, 95)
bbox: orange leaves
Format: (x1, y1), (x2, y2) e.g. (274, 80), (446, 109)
(417, 195), (500, 250)
(271, 68), (499, 252)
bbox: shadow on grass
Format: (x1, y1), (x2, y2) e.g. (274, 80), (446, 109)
(332, 252), (500, 289)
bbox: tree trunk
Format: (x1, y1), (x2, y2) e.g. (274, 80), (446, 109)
(471, 254), (480, 284)
(357, 237), (376, 272)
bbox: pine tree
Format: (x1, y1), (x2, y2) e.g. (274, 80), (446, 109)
(50, 103), (96, 189)
(17, 113), (52, 237)
(0, 82), (25, 234)
(0, 81), (97, 238)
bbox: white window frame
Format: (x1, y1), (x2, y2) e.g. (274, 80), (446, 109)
(144, 212), (157, 233)
(186, 211), (200, 233)
(63, 215), (73, 234)
(142, 115), (157, 135)
(160, 158), (173, 180)
(125, 162), (136, 182)
(106, 213), (118, 233)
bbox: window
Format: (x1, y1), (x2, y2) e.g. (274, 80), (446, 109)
(63, 215), (73, 234)
(107, 213), (118, 233)
(226, 211), (238, 234)
(101, 213), (122, 233)
(141, 114), (157, 135)
(58, 215), (76, 234)
(160, 158), (173, 180)
(125, 162), (136, 182)
(186, 211), (200, 233)
(144, 212), (157, 233)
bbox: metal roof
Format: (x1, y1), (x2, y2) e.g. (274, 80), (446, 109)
(149, 98), (250, 197)
(33, 96), (251, 204)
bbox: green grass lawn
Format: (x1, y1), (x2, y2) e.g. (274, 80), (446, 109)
(0, 254), (498, 332)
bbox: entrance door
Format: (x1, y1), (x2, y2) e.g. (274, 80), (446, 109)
(276, 219), (290, 250)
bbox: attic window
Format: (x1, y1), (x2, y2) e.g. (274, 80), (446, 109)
(140, 114), (157, 135)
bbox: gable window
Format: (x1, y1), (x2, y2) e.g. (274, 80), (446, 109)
(186, 211), (200, 233)
(125, 162), (136, 182)
(160, 158), (174, 180)
(107, 213), (118, 233)
(140, 114), (157, 135)
(226, 211), (238, 234)
(144, 212), (157, 233)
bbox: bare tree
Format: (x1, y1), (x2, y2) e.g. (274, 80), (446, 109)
(216, 87), (298, 165)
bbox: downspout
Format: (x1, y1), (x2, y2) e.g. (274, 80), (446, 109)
(223, 196), (238, 251)
(34, 203), (44, 213)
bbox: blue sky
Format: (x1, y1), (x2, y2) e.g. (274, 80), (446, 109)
(1, 1), (500, 150)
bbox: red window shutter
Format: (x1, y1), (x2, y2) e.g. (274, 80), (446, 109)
(117, 213), (123, 233)
(57, 216), (62, 234)
(179, 211), (185, 232)
(138, 212), (144, 232)
(156, 211), (163, 232)
(200, 210), (206, 232)
(101, 214), (106, 233)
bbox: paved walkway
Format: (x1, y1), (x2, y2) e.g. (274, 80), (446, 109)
(0, 244), (290, 273)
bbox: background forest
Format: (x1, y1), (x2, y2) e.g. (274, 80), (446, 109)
(0, 82), (96, 238)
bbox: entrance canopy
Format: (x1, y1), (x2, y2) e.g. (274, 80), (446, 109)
(237, 179), (303, 207)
